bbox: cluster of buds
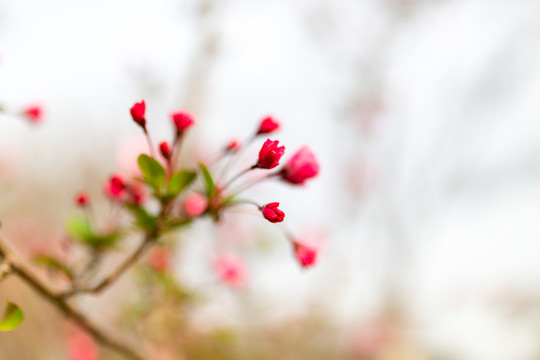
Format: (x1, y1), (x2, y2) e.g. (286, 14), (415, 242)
(71, 100), (320, 286)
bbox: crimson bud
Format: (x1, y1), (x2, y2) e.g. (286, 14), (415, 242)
(171, 111), (194, 136)
(293, 242), (317, 268)
(105, 174), (126, 199)
(22, 105), (43, 123)
(261, 202), (285, 223)
(257, 116), (280, 135)
(130, 100), (146, 130)
(257, 139), (285, 169)
(159, 141), (171, 160)
(281, 146), (319, 185)
(75, 191), (89, 207)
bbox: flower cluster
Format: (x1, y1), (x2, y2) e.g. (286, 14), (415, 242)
(69, 101), (320, 294)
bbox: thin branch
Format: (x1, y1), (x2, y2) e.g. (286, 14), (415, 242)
(63, 234), (154, 298)
(0, 237), (145, 360)
(0, 258), (12, 284)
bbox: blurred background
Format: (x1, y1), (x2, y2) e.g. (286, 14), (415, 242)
(2, 0), (540, 359)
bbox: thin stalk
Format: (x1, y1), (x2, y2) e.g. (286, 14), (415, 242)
(222, 164), (257, 189)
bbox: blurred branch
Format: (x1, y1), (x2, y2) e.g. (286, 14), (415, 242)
(0, 258), (12, 284)
(62, 234), (153, 298)
(0, 236), (146, 360)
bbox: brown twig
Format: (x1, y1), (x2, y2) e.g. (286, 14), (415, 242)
(0, 237), (146, 360)
(62, 234), (154, 298)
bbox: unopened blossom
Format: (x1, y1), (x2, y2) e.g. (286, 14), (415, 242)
(171, 111), (194, 135)
(281, 146), (319, 185)
(226, 139), (241, 152)
(184, 193), (208, 217)
(66, 332), (98, 360)
(21, 105), (43, 123)
(130, 100), (146, 130)
(215, 255), (246, 288)
(159, 141), (171, 160)
(257, 116), (280, 135)
(105, 174), (126, 199)
(293, 241), (317, 268)
(75, 191), (89, 207)
(148, 247), (170, 273)
(128, 181), (146, 205)
(261, 202), (285, 223)
(257, 139), (285, 169)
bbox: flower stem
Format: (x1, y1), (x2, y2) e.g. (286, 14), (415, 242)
(144, 129), (156, 158)
(223, 164), (257, 189)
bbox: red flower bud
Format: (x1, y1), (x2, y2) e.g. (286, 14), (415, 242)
(75, 191), (89, 207)
(184, 193), (208, 217)
(128, 181), (146, 205)
(293, 242), (317, 268)
(21, 105), (43, 123)
(257, 139), (285, 169)
(261, 202), (285, 223)
(171, 111), (194, 135)
(130, 100), (146, 130)
(257, 116), (280, 135)
(159, 141), (171, 160)
(105, 174), (126, 199)
(226, 139), (241, 152)
(281, 146), (319, 185)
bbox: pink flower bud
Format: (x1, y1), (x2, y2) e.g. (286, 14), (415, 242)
(226, 139), (241, 152)
(170, 111), (194, 135)
(105, 174), (126, 199)
(21, 105), (43, 123)
(261, 202), (285, 223)
(281, 146), (319, 185)
(293, 242), (317, 268)
(130, 100), (146, 130)
(148, 247), (170, 273)
(257, 116), (280, 135)
(257, 139), (285, 169)
(184, 193), (207, 217)
(159, 141), (171, 160)
(66, 332), (98, 360)
(215, 255), (246, 288)
(75, 191), (89, 207)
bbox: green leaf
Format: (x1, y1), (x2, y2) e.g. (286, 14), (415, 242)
(137, 154), (166, 193)
(126, 204), (157, 232)
(92, 232), (121, 249)
(34, 256), (73, 280)
(198, 163), (215, 197)
(0, 302), (24, 331)
(66, 215), (120, 249)
(167, 170), (197, 197)
(66, 215), (94, 245)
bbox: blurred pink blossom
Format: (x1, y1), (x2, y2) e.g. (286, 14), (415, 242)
(66, 331), (99, 360)
(214, 254), (247, 288)
(184, 193), (208, 217)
